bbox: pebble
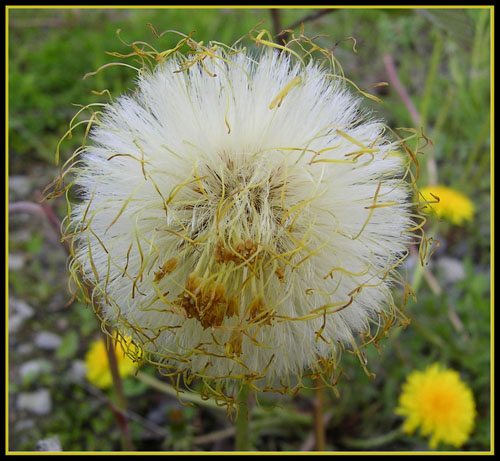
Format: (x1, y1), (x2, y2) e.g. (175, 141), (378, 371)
(17, 389), (52, 416)
(9, 316), (25, 335)
(8, 253), (25, 271)
(8, 298), (35, 335)
(8, 175), (33, 200)
(34, 331), (62, 350)
(19, 359), (53, 381)
(36, 435), (62, 451)
(14, 419), (35, 432)
(147, 402), (169, 425)
(17, 343), (34, 356)
(9, 298), (35, 318)
(68, 360), (87, 383)
(436, 256), (466, 283)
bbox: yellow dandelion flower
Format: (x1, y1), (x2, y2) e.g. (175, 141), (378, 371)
(396, 363), (476, 449)
(85, 336), (138, 389)
(421, 185), (474, 225)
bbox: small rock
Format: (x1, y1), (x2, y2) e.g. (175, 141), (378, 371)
(9, 298), (35, 334)
(19, 359), (53, 381)
(11, 228), (33, 243)
(9, 298), (35, 318)
(68, 360), (87, 383)
(8, 253), (25, 271)
(436, 256), (466, 283)
(147, 402), (169, 425)
(9, 316), (25, 335)
(17, 389), (52, 415)
(18, 343), (34, 356)
(36, 435), (62, 452)
(56, 318), (69, 329)
(34, 331), (62, 350)
(8, 175), (33, 200)
(14, 419), (35, 432)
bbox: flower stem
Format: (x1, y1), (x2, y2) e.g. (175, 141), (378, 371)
(314, 378), (326, 451)
(235, 384), (251, 451)
(135, 371), (222, 411)
(410, 222), (440, 296)
(102, 326), (134, 451)
(341, 427), (403, 449)
(383, 54), (421, 127)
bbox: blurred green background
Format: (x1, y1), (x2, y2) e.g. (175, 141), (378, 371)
(8, 7), (491, 452)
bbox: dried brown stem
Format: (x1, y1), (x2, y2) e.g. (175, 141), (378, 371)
(8, 201), (45, 216)
(272, 8), (336, 44)
(81, 381), (168, 439)
(102, 325), (135, 451)
(270, 9), (283, 42)
(34, 190), (72, 255)
(383, 54), (421, 127)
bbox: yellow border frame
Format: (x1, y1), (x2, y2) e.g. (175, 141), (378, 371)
(5, 4), (494, 456)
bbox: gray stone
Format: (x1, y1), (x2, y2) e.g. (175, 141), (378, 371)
(34, 331), (62, 350)
(36, 435), (62, 452)
(9, 315), (25, 335)
(14, 419), (35, 432)
(8, 253), (25, 271)
(436, 256), (466, 283)
(17, 389), (52, 415)
(8, 175), (33, 200)
(11, 228), (33, 243)
(9, 298), (35, 318)
(19, 359), (53, 381)
(68, 360), (87, 383)
(17, 343), (34, 356)
(9, 298), (35, 334)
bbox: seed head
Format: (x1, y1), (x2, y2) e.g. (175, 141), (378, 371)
(50, 29), (428, 403)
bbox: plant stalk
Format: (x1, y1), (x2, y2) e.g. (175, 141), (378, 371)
(314, 378), (326, 451)
(135, 371), (222, 411)
(235, 384), (251, 451)
(102, 326), (135, 451)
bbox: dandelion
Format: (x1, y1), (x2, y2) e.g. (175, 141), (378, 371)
(396, 363), (476, 449)
(52, 30), (424, 402)
(85, 336), (138, 389)
(420, 185), (474, 226)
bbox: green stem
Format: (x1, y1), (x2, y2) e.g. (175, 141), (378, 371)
(341, 427), (403, 449)
(431, 86), (455, 141)
(314, 378), (326, 451)
(470, 9), (490, 87)
(411, 222), (440, 296)
(410, 255), (425, 296)
(135, 371), (222, 411)
(461, 115), (491, 184)
(419, 33), (443, 130)
(235, 384), (251, 451)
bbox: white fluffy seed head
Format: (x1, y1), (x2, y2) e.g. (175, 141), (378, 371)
(60, 36), (418, 398)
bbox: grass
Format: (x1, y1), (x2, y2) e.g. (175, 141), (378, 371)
(7, 7), (491, 453)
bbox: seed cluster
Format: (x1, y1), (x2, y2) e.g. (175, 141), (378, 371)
(214, 238), (259, 264)
(153, 257), (179, 282)
(177, 273), (239, 329)
(246, 296), (272, 325)
(52, 32), (423, 402)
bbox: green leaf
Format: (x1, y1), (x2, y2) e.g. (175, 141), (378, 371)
(56, 330), (79, 360)
(122, 376), (148, 397)
(25, 231), (44, 254)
